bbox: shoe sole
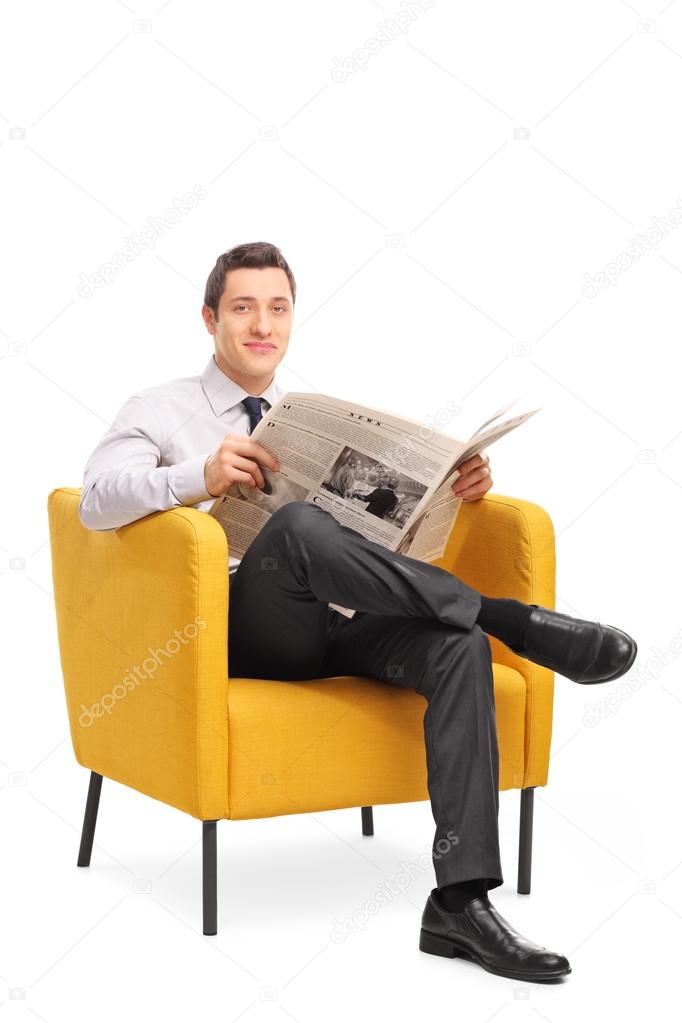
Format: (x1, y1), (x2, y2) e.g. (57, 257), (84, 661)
(419, 928), (572, 982)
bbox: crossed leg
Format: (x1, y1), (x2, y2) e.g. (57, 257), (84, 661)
(228, 499), (481, 679)
(227, 500), (503, 889)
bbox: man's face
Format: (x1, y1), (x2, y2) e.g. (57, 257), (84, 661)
(203, 266), (293, 381)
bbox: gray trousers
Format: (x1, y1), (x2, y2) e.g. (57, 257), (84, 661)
(227, 500), (504, 891)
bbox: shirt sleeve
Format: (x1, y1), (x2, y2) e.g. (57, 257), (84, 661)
(78, 395), (213, 531)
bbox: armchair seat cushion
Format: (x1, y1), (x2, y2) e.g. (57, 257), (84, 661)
(226, 663), (526, 820)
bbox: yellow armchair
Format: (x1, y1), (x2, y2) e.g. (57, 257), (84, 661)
(47, 487), (556, 934)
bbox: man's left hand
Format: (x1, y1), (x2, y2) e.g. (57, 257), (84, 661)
(451, 453), (492, 502)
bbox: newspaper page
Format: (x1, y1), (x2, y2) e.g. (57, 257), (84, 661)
(208, 392), (540, 618)
(402, 405), (542, 564)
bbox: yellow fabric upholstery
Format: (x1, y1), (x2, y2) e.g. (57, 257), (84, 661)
(48, 488), (229, 821)
(47, 488), (555, 824)
(227, 664), (527, 820)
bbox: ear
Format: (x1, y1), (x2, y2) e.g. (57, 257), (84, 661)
(201, 304), (216, 333)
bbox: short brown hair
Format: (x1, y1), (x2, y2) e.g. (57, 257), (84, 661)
(203, 241), (297, 320)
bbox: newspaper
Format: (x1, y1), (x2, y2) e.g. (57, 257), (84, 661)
(208, 392), (540, 618)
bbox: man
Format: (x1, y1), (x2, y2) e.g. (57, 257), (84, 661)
(358, 475), (399, 519)
(79, 241), (637, 982)
(332, 456), (361, 499)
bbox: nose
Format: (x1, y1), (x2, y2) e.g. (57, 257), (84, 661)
(251, 309), (272, 337)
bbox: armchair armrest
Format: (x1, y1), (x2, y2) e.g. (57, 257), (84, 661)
(431, 491), (556, 787)
(47, 488), (229, 820)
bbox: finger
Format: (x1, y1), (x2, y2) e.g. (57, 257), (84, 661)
(452, 464), (489, 488)
(452, 465), (490, 494)
(458, 452), (489, 474)
(467, 458), (490, 476)
(230, 439), (280, 471)
(231, 468), (263, 490)
(231, 455), (266, 488)
(462, 468), (494, 499)
(459, 481), (490, 501)
(247, 441), (280, 471)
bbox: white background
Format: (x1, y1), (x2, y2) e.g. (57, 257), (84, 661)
(2, 0), (681, 1017)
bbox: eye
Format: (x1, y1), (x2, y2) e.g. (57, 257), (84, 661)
(234, 304), (288, 313)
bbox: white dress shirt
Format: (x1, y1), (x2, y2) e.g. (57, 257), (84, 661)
(79, 353), (286, 575)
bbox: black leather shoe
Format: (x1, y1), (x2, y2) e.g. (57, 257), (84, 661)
(509, 605), (637, 684)
(420, 889), (571, 982)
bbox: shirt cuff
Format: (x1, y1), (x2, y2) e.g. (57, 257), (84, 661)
(168, 453), (213, 506)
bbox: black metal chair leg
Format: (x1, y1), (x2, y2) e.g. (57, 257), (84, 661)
(202, 820), (218, 935)
(361, 806), (374, 836)
(517, 786), (535, 894)
(77, 771), (103, 867)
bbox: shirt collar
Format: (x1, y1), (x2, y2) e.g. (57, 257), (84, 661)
(201, 354), (283, 417)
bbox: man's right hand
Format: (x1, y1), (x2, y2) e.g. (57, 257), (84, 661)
(203, 434), (280, 498)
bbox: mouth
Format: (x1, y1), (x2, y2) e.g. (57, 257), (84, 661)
(245, 342), (276, 352)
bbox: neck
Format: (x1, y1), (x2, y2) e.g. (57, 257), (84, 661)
(213, 352), (273, 396)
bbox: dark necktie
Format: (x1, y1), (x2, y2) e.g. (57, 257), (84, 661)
(242, 396), (265, 435)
